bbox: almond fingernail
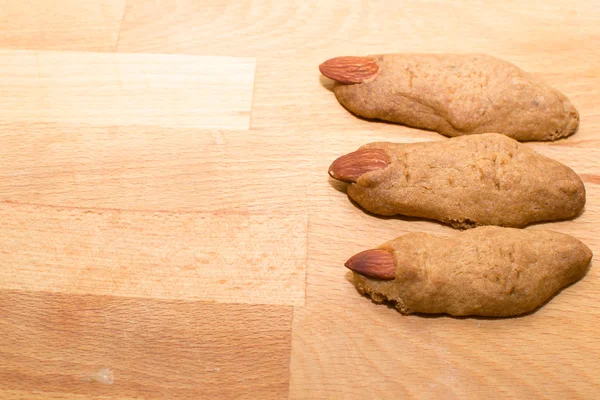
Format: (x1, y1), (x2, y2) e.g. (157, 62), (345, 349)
(345, 249), (396, 280)
(319, 56), (379, 84)
(328, 148), (390, 183)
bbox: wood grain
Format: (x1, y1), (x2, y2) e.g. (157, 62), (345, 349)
(0, 126), (308, 306)
(0, 202), (306, 305)
(0, 0), (126, 51)
(0, 50), (255, 129)
(0, 126), (308, 214)
(1, 0), (600, 399)
(0, 290), (292, 399)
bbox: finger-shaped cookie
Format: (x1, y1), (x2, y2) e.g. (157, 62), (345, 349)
(329, 133), (585, 229)
(346, 227), (592, 317)
(320, 54), (579, 141)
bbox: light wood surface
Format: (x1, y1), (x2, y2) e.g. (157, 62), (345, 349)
(0, 1), (599, 399)
(0, 50), (255, 129)
(0, 291), (292, 399)
(0, 0), (126, 51)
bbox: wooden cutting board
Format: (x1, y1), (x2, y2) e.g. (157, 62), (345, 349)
(0, 1), (598, 399)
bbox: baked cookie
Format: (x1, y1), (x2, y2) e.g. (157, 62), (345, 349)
(329, 133), (585, 229)
(320, 54), (579, 141)
(346, 227), (592, 317)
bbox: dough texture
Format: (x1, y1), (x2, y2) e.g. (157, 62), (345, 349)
(334, 54), (579, 141)
(353, 227), (592, 317)
(347, 133), (585, 228)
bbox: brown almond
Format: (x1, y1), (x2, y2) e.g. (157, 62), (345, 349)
(345, 249), (396, 280)
(328, 148), (390, 183)
(319, 56), (379, 84)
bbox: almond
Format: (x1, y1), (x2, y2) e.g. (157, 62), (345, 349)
(345, 249), (396, 280)
(319, 56), (379, 84)
(328, 148), (390, 183)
